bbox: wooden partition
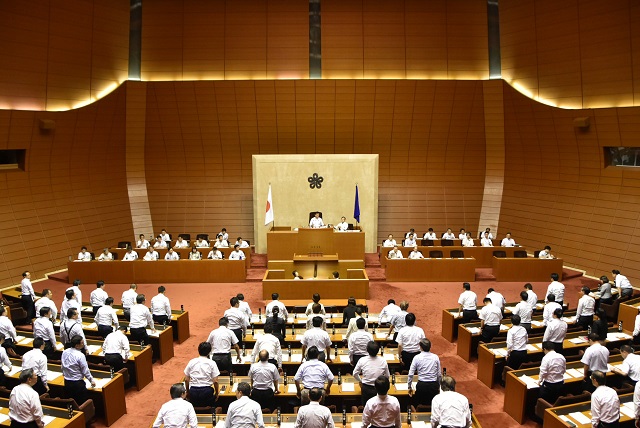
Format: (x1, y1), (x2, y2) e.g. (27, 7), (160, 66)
(385, 258), (476, 282)
(267, 228), (365, 261)
(379, 246), (523, 268)
(492, 257), (563, 282)
(262, 275), (369, 300)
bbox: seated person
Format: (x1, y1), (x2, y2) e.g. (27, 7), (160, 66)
(77, 246), (91, 261)
(405, 228), (417, 239)
(480, 232), (493, 247)
(382, 234), (396, 247)
(458, 228), (467, 240)
(408, 246), (424, 259)
(207, 248), (223, 259)
(189, 247), (202, 260)
(165, 248), (180, 260)
(143, 248), (159, 261)
(174, 236), (189, 248)
(404, 234), (417, 247)
(423, 228), (437, 240)
(387, 246), (403, 259)
(228, 245), (246, 260)
(216, 228), (229, 242)
(309, 212), (324, 228)
(122, 247), (138, 261)
(538, 245), (555, 259)
(213, 236), (228, 248)
(153, 237), (167, 249)
(479, 227), (493, 239)
(235, 237), (250, 248)
(501, 233), (517, 247)
(195, 237), (209, 248)
(159, 229), (171, 245)
(292, 270), (303, 280)
(97, 248), (113, 261)
(335, 216), (349, 231)
(136, 234), (150, 249)
(331, 271), (340, 279)
(441, 228), (456, 240)
(462, 233), (475, 247)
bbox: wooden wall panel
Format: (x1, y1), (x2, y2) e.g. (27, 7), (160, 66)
(501, 0), (640, 108)
(0, 0), (129, 111)
(500, 81), (640, 283)
(0, 86), (132, 287)
(144, 80), (486, 245)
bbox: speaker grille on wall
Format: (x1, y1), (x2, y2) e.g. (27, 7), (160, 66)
(573, 117), (590, 128)
(38, 119), (56, 130)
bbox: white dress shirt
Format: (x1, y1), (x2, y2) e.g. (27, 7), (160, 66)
(152, 398), (198, 428)
(506, 325), (528, 352)
(195, 239), (209, 248)
(165, 251), (180, 260)
(478, 304), (502, 326)
(229, 250), (245, 260)
(353, 356), (390, 386)
(9, 383), (43, 424)
(97, 252), (113, 261)
(539, 350), (566, 384)
(512, 301), (532, 323)
(408, 250), (424, 259)
(361, 394), (401, 428)
(239, 301), (252, 319)
(335, 222), (349, 232)
(22, 348), (47, 385)
(174, 239), (189, 248)
(591, 385), (620, 426)
(480, 237), (493, 247)
(501, 238), (516, 247)
(423, 232), (437, 240)
(35, 297), (57, 321)
(379, 303), (401, 323)
(462, 237), (475, 247)
(383, 239), (397, 247)
(543, 302), (562, 325)
(95, 305), (119, 328)
(251, 333), (282, 367)
(151, 294), (171, 317)
(0, 315), (17, 341)
(224, 307), (248, 331)
(305, 303), (325, 316)
(346, 315), (369, 339)
(431, 390), (472, 428)
(122, 251), (138, 261)
(129, 304), (153, 329)
(266, 300), (288, 320)
(634, 380), (640, 418)
(0, 347), (10, 371)
(620, 353), (640, 381)
(121, 289), (138, 308)
(295, 401), (335, 428)
(184, 356), (220, 387)
(137, 239), (150, 249)
(77, 251), (91, 261)
(387, 249), (403, 259)
(301, 328), (332, 354)
(442, 232), (456, 240)
(526, 290), (538, 311)
(546, 281), (565, 303)
(224, 396), (265, 428)
(33, 316), (56, 344)
(21, 278), (35, 299)
(309, 217), (325, 228)
(390, 311), (408, 332)
(396, 326), (426, 353)
(294, 359), (334, 389)
(236, 240), (250, 248)
(213, 239), (228, 248)
(207, 249), (223, 259)
(615, 274), (633, 290)
(153, 240), (167, 249)
(348, 329), (374, 359)
(90, 288), (108, 307)
(207, 326), (238, 353)
(143, 250), (159, 261)
(404, 237), (417, 247)
(248, 360), (280, 390)
(458, 291), (477, 311)
(60, 319), (86, 345)
(543, 318), (568, 343)
(102, 330), (130, 360)
(66, 285), (82, 305)
(60, 297), (81, 323)
(486, 291), (506, 309)
(581, 342), (610, 372)
(538, 249), (553, 259)
(408, 351), (441, 384)
(577, 295), (596, 317)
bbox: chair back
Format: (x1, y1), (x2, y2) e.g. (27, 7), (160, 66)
(117, 241), (131, 249)
(450, 250), (464, 258)
(493, 250), (507, 258)
(429, 250), (443, 258)
(513, 250), (528, 258)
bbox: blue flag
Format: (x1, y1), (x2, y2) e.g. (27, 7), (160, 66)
(354, 185), (360, 223)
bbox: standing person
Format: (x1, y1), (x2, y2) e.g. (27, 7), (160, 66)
(90, 281), (108, 315)
(524, 283), (538, 311)
(237, 293), (252, 320)
(590, 370), (620, 428)
(408, 338), (441, 407)
(60, 308), (86, 347)
(129, 295), (155, 346)
(60, 289), (81, 323)
(576, 286), (596, 330)
(546, 273), (565, 306)
(379, 299), (401, 324)
(478, 297), (502, 343)
(66, 279), (83, 306)
(387, 301), (409, 341)
(35, 289), (57, 322)
(581, 333), (610, 387)
(32, 308), (56, 358)
(102, 326), (130, 373)
(151, 286), (171, 325)
(94, 297), (119, 339)
(294, 387), (335, 428)
(342, 297), (358, 327)
(591, 309), (609, 342)
(121, 283), (138, 321)
(353, 341), (390, 406)
(9, 368), (44, 428)
(611, 345), (640, 384)
(345, 306), (368, 340)
(0, 305), (18, 357)
(543, 308), (568, 353)
(348, 318), (374, 366)
(613, 269), (634, 298)
(184, 342), (220, 408)
(486, 288), (506, 312)
(538, 341), (567, 405)
(362, 376), (402, 428)
(457, 283), (478, 323)
(20, 271), (36, 320)
(248, 350), (280, 411)
(397, 313), (426, 373)
(294, 346), (334, 405)
(598, 276), (614, 306)
(152, 384), (197, 428)
(22, 338), (48, 395)
(206, 317), (242, 374)
(265, 293), (288, 321)
(224, 297), (249, 346)
(431, 375), (472, 428)
(305, 294), (325, 315)
(506, 315), (528, 370)
(0, 336), (11, 387)
(224, 382), (265, 428)
(251, 323), (282, 369)
(61, 336), (95, 405)
(513, 291), (533, 332)
(265, 306), (286, 343)
(542, 294), (562, 326)
(301, 317), (332, 361)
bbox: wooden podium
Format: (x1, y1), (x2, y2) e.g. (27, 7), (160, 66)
(267, 227), (365, 260)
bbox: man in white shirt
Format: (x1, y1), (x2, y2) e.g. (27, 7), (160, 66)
(301, 317), (333, 361)
(458, 228), (467, 241)
(129, 294), (156, 347)
(431, 375), (472, 428)
(224, 297), (249, 346)
(143, 248), (159, 261)
(159, 229), (171, 246)
(60, 289), (81, 323)
(457, 283), (478, 323)
(462, 233), (475, 247)
(151, 286), (171, 325)
(382, 234), (396, 247)
(361, 376), (401, 428)
(379, 299), (401, 324)
(121, 283), (138, 321)
(501, 233), (517, 247)
(33, 307), (56, 358)
(195, 237), (209, 248)
(0, 306), (18, 357)
(294, 387), (335, 428)
(486, 288), (506, 311)
(294, 346), (334, 405)
(513, 291), (533, 332)
(387, 301), (410, 341)
(543, 294), (562, 326)
(235, 237), (250, 248)
(543, 308), (568, 353)
(174, 236), (189, 248)
(387, 246), (403, 259)
(213, 236), (228, 248)
(423, 228), (437, 240)
(309, 212), (324, 228)
(184, 342), (220, 408)
(441, 228), (455, 240)
(77, 246), (91, 261)
(9, 368), (44, 428)
(546, 273), (565, 305)
(136, 234), (150, 249)
(90, 280), (108, 315)
(97, 248), (113, 261)
(266, 294), (288, 320)
(248, 350), (280, 411)
(397, 313), (426, 372)
(122, 247), (138, 261)
(207, 248), (223, 259)
(21, 271), (36, 320)
(479, 227), (493, 240)
(152, 383), (197, 428)
(102, 326), (130, 372)
(95, 297), (119, 338)
(538, 245), (555, 259)
(506, 315), (528, 370)
(348, 318), (373, 366)
(581, 333), (610, 384)
(251, 323), (282, 369)
(480, 232), (493, 247)
(538, 341), (567, 405)
(612, 345), (640, 383)
(66, 279), (83, 306)
(60, 308), (86, 347)
(207, 317), (242, 373)
(35, 289), (57, 322)
(335, 216), (349, 232)
(345, 307), (368, 340)
(408, 246), (424, 259)
(22, 338), (48, 395)
(229, 245), (246, 260)
(217, 228), (229, 242)
(165, 248), (180, 260)
(524, 283), (538, 311)
(479, 297), (502, 343)
(353, 341), (390, 405)
(612, 269), (634, 298)
(403, 234), (417, 247)
(576, 286), (596, 330)
(590, 371), (620, 428)
(153, 237), (167, 249)
(225, 382), (265, 428)
(237, 293), (252, 320)
(407, 338), (441, 406)
(405, 228), (417, 239)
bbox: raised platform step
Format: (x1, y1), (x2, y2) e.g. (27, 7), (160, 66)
(47, 271), (69, 283)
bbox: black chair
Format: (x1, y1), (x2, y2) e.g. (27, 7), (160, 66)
(533, 250), (541, 258)
(112, 252), (118, 260)
(178, 233), (191, 241)
(348, 223), (355, 230)
(308, 211), (323, 223)
(196, 233), (209, 242)
(493, 250), (507, 258)
(89, 252), (95, 260)
(293, 305), (307, 316)
(450, 250), (464, 258)
(421, 239), (434, 246)
(117, 241), (131, 249)
(429, 250), (443, 258)
(441, 239), (454, 247)
(513, 250), (528, 258)
(324, 305), (338, 315)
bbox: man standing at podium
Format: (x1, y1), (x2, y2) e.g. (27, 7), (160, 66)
(309, 212), (324, 228)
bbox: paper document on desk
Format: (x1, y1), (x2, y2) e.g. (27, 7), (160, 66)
(18, 337), (33, 346)
(569, 412), (591, 425)
(411, 422), (429, 428)
(620, 405), (635, 419)
(350, 423), (363, 428)
(562, 316), (576, 323)
(87, 345), (102, 354)
(623, 402), (635, 411)
(519, 375), (539, 389)
(341, 383), (355, 392)
(7, 366), (22, 376)
(43, 415), (56, 426)
(526, 344), (537, 351)
(89, 378), (111, 389)
(290, 354), (303, 362)
(47, 370), (62, 381)
(287, 384), (297, 393)
(567, 368), (583, 378)
(467, 327), (481, 334)
(531, 320), (544, 327)
(56, 343), (64, 351)
(568, 337), (587, 344)
(231, 383), (238, 392)
(86, 323), (97, 329)
(499, 324), (509, 331)
(280, 423), (295, 428)
(559, 416), (572, 424)
(339, 355), (350, 363)
(375, 333), (387, 339)
(146, 329), (159, 337)
(492, 348), (508, 357)
(609, 332), (633, 341)
(384, 354), (395, 361)
(295, 335), (304, 341)
(0, 414), (8, 424)
(15, 335), (25, 342)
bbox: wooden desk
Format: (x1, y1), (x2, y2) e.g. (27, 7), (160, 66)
(67, 260), (246, 283)
(249, 312), (381, 329)
(278, 299), (368, 313)
(4, 359), (126, 426)
(544, 392), (634, 428)
(477, 328), (633, 388)
(380, 246), (522, 268)
(267, 228), (365, 261)
(0, 397), (85, 428)
(385, 258), (476, 282)
(618, 296), (640, 328)
(504, 355), (628, 424)
(111, 247), (251, 268)
(262, 275), (369, 300)
(242, 327), (392, 348)
(492, 257), (564, 282)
